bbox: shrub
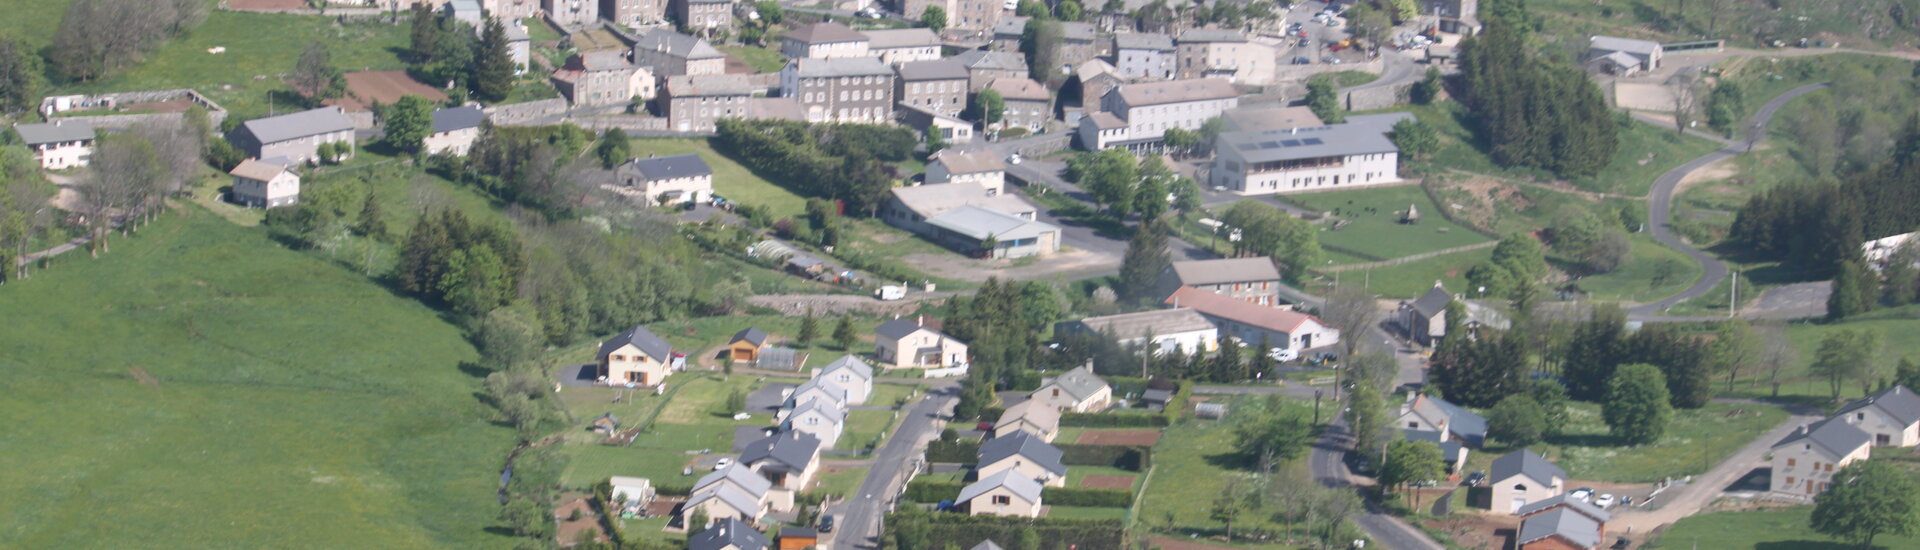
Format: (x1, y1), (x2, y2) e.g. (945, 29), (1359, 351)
(1060, 412), (1168, 427)
(1041, 487), (1132, 507)
(1057, 444), (1150, 471)
(904, 480), (966, 503)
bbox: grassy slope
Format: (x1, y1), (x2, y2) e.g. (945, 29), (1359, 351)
(1573, 234), (1705, 304)
(718, 44), (787, 73)
(1312, 246), (1492, 299)
(1138, 396), (1316, 534)
(1461, 401), (1788, 483)
(1575, 118), (1724, 197)
(0, 0), (73, 49)
(0, 207), (513, 548)
(1647, 506), (1920, 550)
(1283, 185), (1492, 262)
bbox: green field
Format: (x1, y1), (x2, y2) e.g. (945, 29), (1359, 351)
(1310, 246), (1493, 299)
(813, 464), (870, 499)
(557, 373), (769, 487)
(1571, 234), (1704, 304)
(841, 409), (897, 451)
(0, 0), (74, 49)
(1065, 465), (1144, 492)
(629, 138), (808, 219)
(1283, 186), (1493, 262)
(1137, 396), (1317, 534)
(0, 207), (516, 548)
(1646, 506), (1920, 550)
(1573, 119), (1725, 197)
(1313, 70), (1380, 88)
(1462, 401), (1789, 483)
(718, 44), (787, 73)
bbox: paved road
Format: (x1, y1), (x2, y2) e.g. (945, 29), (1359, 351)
(1626, 83), (1830, 321)
(832, 382), (958, 550)
(1609, 400), (1822, 538)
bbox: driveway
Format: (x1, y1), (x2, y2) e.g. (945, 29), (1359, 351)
(748, 382), (796, 415)
(830, 382), (958, 549)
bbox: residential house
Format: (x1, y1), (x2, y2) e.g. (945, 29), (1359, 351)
(1396, 393), (1488, 447)
(505, 22), (531, 74)
(985, 77), (1050, 132)
(1403, 429), (1469, 474)
(895, 59), (972, 118)
(1209, 112), (1409, 195)
(874, 317), (970, 368)
(595, 324), (675, 386)
(785, 378), (848, 411)
(1221, 105), (1323, 132)
(1031, 365), (1112, 413)
(610, 476), (656, 505)
(988, 16), (1029, 52)
(1112, 32), (1175, 79)
(671, 0), (733, 34)
(551, 51), (656, 107)
(729, 327), (769, 362)
(970, 541), (1006, 550)
(925, 149), (1005, 192)
(1420, 0), (1480, 34)
(780, 58), (896, 124)
(779, 398), (845, 448)
(863, 28), (941, 65)
(631, 28), (728, 76)
(228, 107), (356, 165)
(228, 159), (301, 209)
(741, 430), (822, 490)
(976, 430), (1067, 486)
(1154, 257), (1285, 305)
(484, 0), (540, 19)
(615, 152), (714, 206)
(1515, 507), (1604, 550)
(12, 120), (93, 169)
(1834, 385), (1920, 447)
(1398, 283), (1452, 347)
(900, 104), (977, 145)
(781, 21), (870, 59)
(1175, 28), (1276, 85)
(901, 0), (1000, 32)
(1771, 417), (1873, 497)
(1587, 36), (1662, 74)
(812, 355), (874, 405)
(957, 470), (1044, 517)
(1489, 449), (1567, 514)
(951, 49), (1029, 92)
(689, 518), (771, 550)
(1078, 78), (1238, 151)
(600, 0), (665, 28)
(423, 105), (485, 156)
(1071, 59), (1123, 115)
(543, 0), (598, 27)
(1516, 494), (1611, 527)
(661, 74), (755, 132)
(1164, 287), (1340, 352)
(1058, 308), (1219, 356)
(685, 464), (773, 526)
(994, 399), (1062, 442)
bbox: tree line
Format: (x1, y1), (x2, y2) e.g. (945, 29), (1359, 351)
(713, 118), (918, 217)
(1456, 13), (1618, 178)
(407, 4), (517, 103)
(49, 0), (207, 82)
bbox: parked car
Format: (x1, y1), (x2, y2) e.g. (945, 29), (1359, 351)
(712, 457), (732, 470)
(1293, 56), (1312, 65)
(1298, 37), (1311, 47)
(819, 515), (836, 532)
(1570, 487), (1593, 501)
(1594, 494), (1617, 508)
(1007, 153), (1022, 164)
(1269, 347), (1299, 361)
(935, 500), (957, 511)
(976, 421), (994, 431)
(1464, 470), (1486, 486)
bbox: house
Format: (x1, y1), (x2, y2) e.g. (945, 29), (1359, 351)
(729, 327), (769, 362)
(1516, 494), (1611, 526)
(781, 21), (870, 59)
(1489, 449), (1567, 514)
(1396, 393), (1488, 447)
(1154, 257), (1285, 306)
(1221, 105), (1323, 132)
(1071, 59), (1125, 115)
(671, 0), (733, 34)
(228, 159), (301, 208)
(1112, 32), (1175, 79)
(552, 51), (655, 107)
(990, 19), (1097, 67)
(630, 28), (728, 77)
(423, 105), (485, 156)
(776, 527), (818, 550)
(1164, 286), (1340, 352)
(780, 58), (895, 124)
(1403, 429), (1469, 473)
(740, 430), (822, 490)
(1587, 36), (1662, 74)
(1030, 365), (1112, 413)
(12, 121), (94, 169)
(951, 49), (1029, 92)
(1175, 29), (1276, 85)
(994, 399), (1062, 442)
(925, 150), (1006, 192)
(609, 476), (656, 506)
(1420, 0), (1481, 34)
(970, 541), (1006, 550)
(895, 59), (972, 118)
(660, 74), (755, 132)
(812, 355), (874, 405)
(1833, 385), (1920, 447)
(595, 324), (675, 386)
(689, 517), (771, 550)
(1059, 308), (1218, 355)
(1399, 282), (1453, 347)
(881, 184), (1060, 259)
(1209, 112), (1411, 195)
(686, 464), (773, 526)
(1078, 78), (1238, 151)
(228, 107), (356, 165)
(779, 398), (845, 448)
(447, 0), (485, 27)
(1771, 417), (1873, 496)
(601, 0), (666, 28)
(900, 0), (1001, 32)
(957, 470), (1044, 517)
(900, 104), (977, 145)
(874, 317), (970, 368)
(615, 153), (713, 206)
(1515, 507), (1604, 550)
(863, 28), (941, 66)
(784, 378), (848, 411)
(542, 0), (598, 28)
(976, 431), (1067, 487)
(985, 77), (1050, 132)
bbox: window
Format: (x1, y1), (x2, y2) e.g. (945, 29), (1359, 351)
(1787, 458), (1796, 467)
(1787, 476), (1796, 486)
(992, 495), (1012, 505)
(1826, 463), (1834, 472)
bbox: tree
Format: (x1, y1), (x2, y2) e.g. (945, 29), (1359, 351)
(1321, 284), (1379, 358)
(726, 388), (747, 412)
(1012, 526), (1041, 550)
(1756, 322), (1799, 397)
(1343, 3), (1392, 47)
(477, 308), (543, 371)
(1411, 67), (1442, 105)
(499, 498), (552, 539)
(1021, 18), (1063, 82)
(355, 192), (388, 240)
(471, 18), (516, 102)
(1379, 440), (1445, 509)
(1487, 394), (1547, 446)
(833, 315), (857, 350)
(1603, 364), (1673, 445)
(1531, 380), (1571, 436)
(1305, 78), (1343, 123)
(291, 40), (346, 105)
(381, 95), (436, 153)
(410, 3), (441, 61)
(1116, 220), (1171, 305)
(1233, 398), (1313, 463)
(1897, 356), (1920, 391)
(974, 88), (1005, 125)
(755, 0), (784, 24)
(1387, 118), (1438, 162)
(1828, 260), (1879, 320)
(1347, 379), (1391, 455)
(798, 307), (818, 345)
(596, 129), (631, 169)
(1250, 333), (1275, 376)
(1056, 0), (1084, 21)
(0, 39), (44, 114)
(1810, 460), (1920, 549)
(1162, 127), (1199, 157)
(1710, 320), (1761, 392)
(1811, 329), (1882, 400)
(1016, 0), (1050, 18)
(1210, 479), (1250, 541)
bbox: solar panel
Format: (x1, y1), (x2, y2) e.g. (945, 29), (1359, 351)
(1280, 139), (1301, 147)
(1259, 141), (1281, 149)
(1303, 138), (1324, 145)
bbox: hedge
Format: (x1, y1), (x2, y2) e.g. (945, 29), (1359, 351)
(653, 482), (694, 497)
(1042, 487), (1133, 507)
(904, 480), (965, 503)
(926, 440), (981, 463)
(1060, 412), (1170, 427)
(887, 509), (1125, 550)
(1058, 444), (1151, 471)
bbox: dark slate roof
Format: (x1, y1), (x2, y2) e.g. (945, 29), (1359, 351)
(625, 153), (713, 181)
(786, 21), (867, 44)
(1402, 429), (1464, 463)
(875, 318), (927, 340)
(1412, 284), (1452, 316)
(896, 58), (970, 81)
(971, 541), (1006, 550)
(1113, 32), (1174, 51)
(239, 107), (355, 145)
(596, 324), (672, 362)
(12, 121), (94, 145)
(818, 355), (874, 381)
(689, 518), (770, 550)
(732, 327), (769, 347)
(1491, 449), (1566, 485)
(1041, 366), (1108, 403)
(635, 27), (725, 59)
(977, 430), (1067, 477)
(741, 430), (821, 473)
(1834, 385), (1920, 427)
(1426, 395), (1487, 446)
(779, 526), (819, 539)
(1516, 493), (1612, 522)
(1774, 416), (1873, 458)
(1142, 389), (1174, 403)
(431, 105), (486, 133)
(951, 49), (1027, 72)
(1516, 507), (1602, 549)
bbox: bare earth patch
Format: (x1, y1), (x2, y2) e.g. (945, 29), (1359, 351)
(903, 248), (1120, 283)
(1076, 429), (1162, 446)
(326, 71), (448, 112)
(129, 366), (161, 387)
(1080, 475), (1137, 490)
(1674, 156), (1739, 197)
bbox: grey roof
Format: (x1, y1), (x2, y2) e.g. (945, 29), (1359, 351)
(1113, 78), (1238, 106)
(576, 50), (634, 71)
(1113, 32), (1174, 51)
(896, 58), (970, 81)
(430, 106), (485, 133)
(1401, 429), (1465, 464)
(1775, 416), (1874, 458)
(992, 16), (1030, 38)
(625, 153), (713, 181)
(788, 378), (847, 408)
(779, 526), (819, 539)
(504, 23), (529, 42)
(448, 0), (481, 13)
(956, 469), (1045, 504)
(786, 21), (867, 44)
(977, 430), (1067, 477)
(665, 74), (758, 97)
(1168, 257), (1281, 286)
(930, 150), (1004, 174)
(1041, 365), (1109, 403)
(1061, 22), (1095, 42)
(741, 430), (821, 473)
(863, 28), (940, 49)
(239, 107), (355, 145)
(684, 484), (764, 519)
(1589, 35), (1662, 56)
(12, 121), (94, 145)
(689, 518), (770, 550)
(1593, 50), (1641, 69)
(818, 355), (874, 381)
(229, 158), (293, 182)
(1412, 284), (1452, 316)
(1074, 308), (1216, 339)
(695, 462), (774, 496)
(787, 57), (894, 78)
(1422, 395), (1487, 445)
(1217, 112), (1414, 163)
(875, 318), (929, 340)
(1516, 508), (1603, 549)
(785, 398), (844, 426)
(951, 49), (1027, 72)
(634, 28), (725, 60)
(732, 327), (769, 347)
(1491, 449), (1566, 485)
(987, 77), (1050, 101)
(926, 205), (1059, 242)
(1223, 105), (1324, 132)
(1178, 28), (1247, 43)
(971, 542), (1006, 550)
(596, 324), (673, 362)
(1835, 385), (1920, 427)
(995, 399), (1060, 432)
(890, 182), (1037, 219)
(1515, 493), (1612, 522)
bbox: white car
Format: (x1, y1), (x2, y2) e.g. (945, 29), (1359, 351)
(1569, 488), (1593, 501)
(1269, 347), (1299, 361)
(1594, 494), (1616, 508)
(1003, 0), (1017, 9)
(712, 457), (732, 471)
(1007, 153), (1022, 164)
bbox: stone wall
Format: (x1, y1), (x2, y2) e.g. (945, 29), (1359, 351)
(1273, 58), (1385, 84)
(484, 98), (571, 125)
(1341, 80), (1413, 111)
(40, 88), (230, 129)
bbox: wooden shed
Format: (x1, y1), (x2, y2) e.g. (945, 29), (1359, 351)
(730, 327), (769, 362)
(778, 526), (819, 549)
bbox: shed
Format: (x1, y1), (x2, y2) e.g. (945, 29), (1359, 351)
(609, 476), (655, 507)
(589, 413), (620, 433)
(1142, 389), (1174, 410)
(757, 346), (806, 371)
(1195, 402), (1227, 419)
(730, 327), (769, 362)
(777, 526), (819, 550)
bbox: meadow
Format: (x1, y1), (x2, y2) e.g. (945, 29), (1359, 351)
(1282, 185), (1492, 262)
(1646, 506), (1920, 550)
(1460, 401), (1789, 483)
(1571, 234), (1704, 304)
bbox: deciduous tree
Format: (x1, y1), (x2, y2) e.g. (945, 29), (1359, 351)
(292, 40), (346, 105)
(382, 95), (436, 153)
(1810, 460), (1920, 549)
(1487, 394), (1547, 446)
(920, 5), (947, 30)
(1604, 364), (1672, 445)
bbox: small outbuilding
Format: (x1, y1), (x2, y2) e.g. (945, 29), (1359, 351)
(730, 327), (769, 362)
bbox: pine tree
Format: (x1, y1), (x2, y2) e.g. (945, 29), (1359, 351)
(355, 192), (386, 239)
(1250, 333), (1275, 377)
(1829, 260), (1879, 320)
(596, 129), (630, 169)
(471, 18), (515, 102)
(798, 307), (818, 345)
(832, 315), (856, 351)
(1116, 220), (1171, 305)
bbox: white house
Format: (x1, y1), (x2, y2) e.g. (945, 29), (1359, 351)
(609, 476), (655, 505)
(228, 159), (301, 208)
(1771, 417), (1873, 497)
(1058, 308), (1219, 355)
(1077, 78), (1239, 151)
(1165, 286), (1340, 353)
(1489, 449), (1566, 514)
(12, 121), (94, 169)
(976, 431), (1067, 487)
(615, 153), (714, 206)
(740, 430), (822, 491)
(1029, 365), (1112, 413)
(685, 464), (773, 526)
(423, 105), (485, 156)
(811, 355), (874, 406)
(925, 150), (1006, 194)
(1396, 393), (1489, 448)
(874, 317), (969, 368)
(1210, 113), (1411, 195)
(957, 470), (1044, 517)
(785, 378), (849, 411)
(780, 398), (845, 449)
(1587, 35), (1663, 74)
(994, 399), (1062, 443)
(1834, 385), (1920, 447)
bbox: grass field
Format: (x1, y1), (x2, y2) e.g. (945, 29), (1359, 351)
(1572, 234), (1704, 304)
(1046, 506), (1130, 520)
(1645, 506), (1920, 549)
(1313, 70), (1380, 88)
(1065, 465), (1143, 492)
(813, 464), (870, 498)
(1461, 401), (1789, 483)
(629, 138), (808, 219)
(0, 207), (516, 548)
(558, 373), (769, 487)
(1308, 246), (1493, 299)
(0, 0), (73, 49)
(1572, 119), (1725, 197)
(1283, 186), (1493, 262)
(1138, 395), (1318, 534)
(841, 409), (897, 451)
(719, 44), (787, 73)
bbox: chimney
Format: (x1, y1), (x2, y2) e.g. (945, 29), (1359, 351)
(1798, 424), (1809, 435)
(918, 314), (925, 327)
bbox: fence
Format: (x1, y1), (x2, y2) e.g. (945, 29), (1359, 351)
(923, 365), (969, 378)
(485, 98), (570, 126)
(1320, 240), (1498, 273)
(42, 88), (229, 129)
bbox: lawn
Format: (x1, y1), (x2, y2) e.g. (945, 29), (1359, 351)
(814, 464), (870, 499)
(1313, 70), (1380, 87)
(719, 44), (787, 73)
(859, 383), (920, 408)
(841, 409), (898, 451)
(630, 138), (808, 219)
(1461, 401), (1789, 483)
(1046, 506), (1130, 520)
(1645, 506), (1920, 550)
(0, 207), (517, 548)
(1571, 234), (1704, 305)
(1282, 186), (1493, 262)
(1066, 465), (1144, 492)
(0, 0), (73, 48)
(1570, 118), (1725, 197)
(1137, 395), (1318, 534)
(558, 373), (770, 486)
(1308, 246), (1493, 299)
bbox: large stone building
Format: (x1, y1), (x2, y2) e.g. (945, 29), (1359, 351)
(1771, 416), (1872, 497)
(781, 21), (870, 59)
(600, 0), (666, 28)
(952, 49), (1028, 92)
(990, 18), (1098, 67)
(901, 0), (1001, 32)
(671, 0), (733, 34)
(863, 28), (942, 66)
(1112, 32), (1175, 80)
(1175, 29), (1276, 85)
(1209, 113), (1408, 195)
(542, 0), (599, 28)
(551, 51), (655, 106)
(1077, 78), (1238, 151)
(228, 106), (356, 165)
(780, 58), (896, 124)
(895, 59), (971, 118)
(1154, 257), (1285, 305)
(985, 77), (1050, 132)
(423, 105), (486, 156)
(631, 28), (728, 77)
(661, 74), (755, 132)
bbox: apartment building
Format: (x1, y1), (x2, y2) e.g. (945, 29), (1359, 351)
(1175, 29), (1276, 85)
(1077, 78), (1238, 151)
(1209, 113), (1409, 195)
(780, 58), (896, 124)
(895, 58), (971, 118)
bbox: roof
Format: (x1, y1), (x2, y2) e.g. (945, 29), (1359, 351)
(1410, 394), (1487, 445)
(977, 430), (1067, 477)
(1061, 22), (1095, 41)
(1594, 50), (1641, 69)
(987, 77), (1050, 102)
(1411, 284), (1452, 316)
(1142, 389), (1173, 403)
(746, 97), (807, 121)
(1113, 78), (1238, 107)
(1835, 385), (1920, 427)
(1516, 508), (1603, 549)
(596, 324), (673, 362)
(1401, 429), (1465, 462)
(1216, 112), (1414, 163)
(624, 153), (713, 181)
(1589, 35), (1662, 56)
(991, 16), (1030, 37)
(995, 399), (1061, 433)
(634, 28), (724, 60)
(926, 206), (1059, 242)
(787, 57), (893, 78)
(1165, 287), (1328, 335)
(684, 484), (764, 519)
(665, 74), (759, 96)
(732, 327), (769, 347)
(229, 158), (292, 182)
(1114, 32), (1174, 51)
(779, 526), (819, 539)
(875, 318), (929, 340)
(431, 105), (486, 133)
(239, 107), (355, 145)
(504, 23), (529, 41)
(1223, 105), (1323, 132)
(1516, 493), (1613, 522)
(447, 0), (481, 13)
(1491, 449), (1566, 485)
(1040, 365), (1109, 403)
(740, 430), (821, 473)
(971, 542), (1006, 550)
(786, 398), (844, 425)
(818, 355), (874, 381)
(1774, 416), (1874, 458)
(1178, 28), (1247, 43)
(12, 121), (94, 145)
(952, 49), (1028, 72)
(931, 150), (1005, 174)
(1167, 257), (1281, 286)
(695, 462), (774, 496)
(897, 58), (970, 81)
(1085, 112), (1126, 129)
(689, 518), (771, 550)
(863, 28), (940, 49)
(609, 475), (652, 489)
(956, 469), (1045, 504)
(787, 21), (868, 44)
(789, 378), (848, 408)
(574, 50), (634, 72)
(889, 182), (1039, 218)
(1074, 308), (1216, 338)
(1075, 59), (1118, 80)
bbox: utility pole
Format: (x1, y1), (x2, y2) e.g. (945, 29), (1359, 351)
(1729, 268), (1738, 318)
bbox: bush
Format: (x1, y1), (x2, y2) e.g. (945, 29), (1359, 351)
(1041, 487), (1132, 507)
(886, 509), (1124, 550)
(926, 440), (981, 463)
(1060, 412), (1169, 427)
(904, 480), (966, 503)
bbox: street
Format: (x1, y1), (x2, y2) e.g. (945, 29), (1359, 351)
(830, 382), (958, 550)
